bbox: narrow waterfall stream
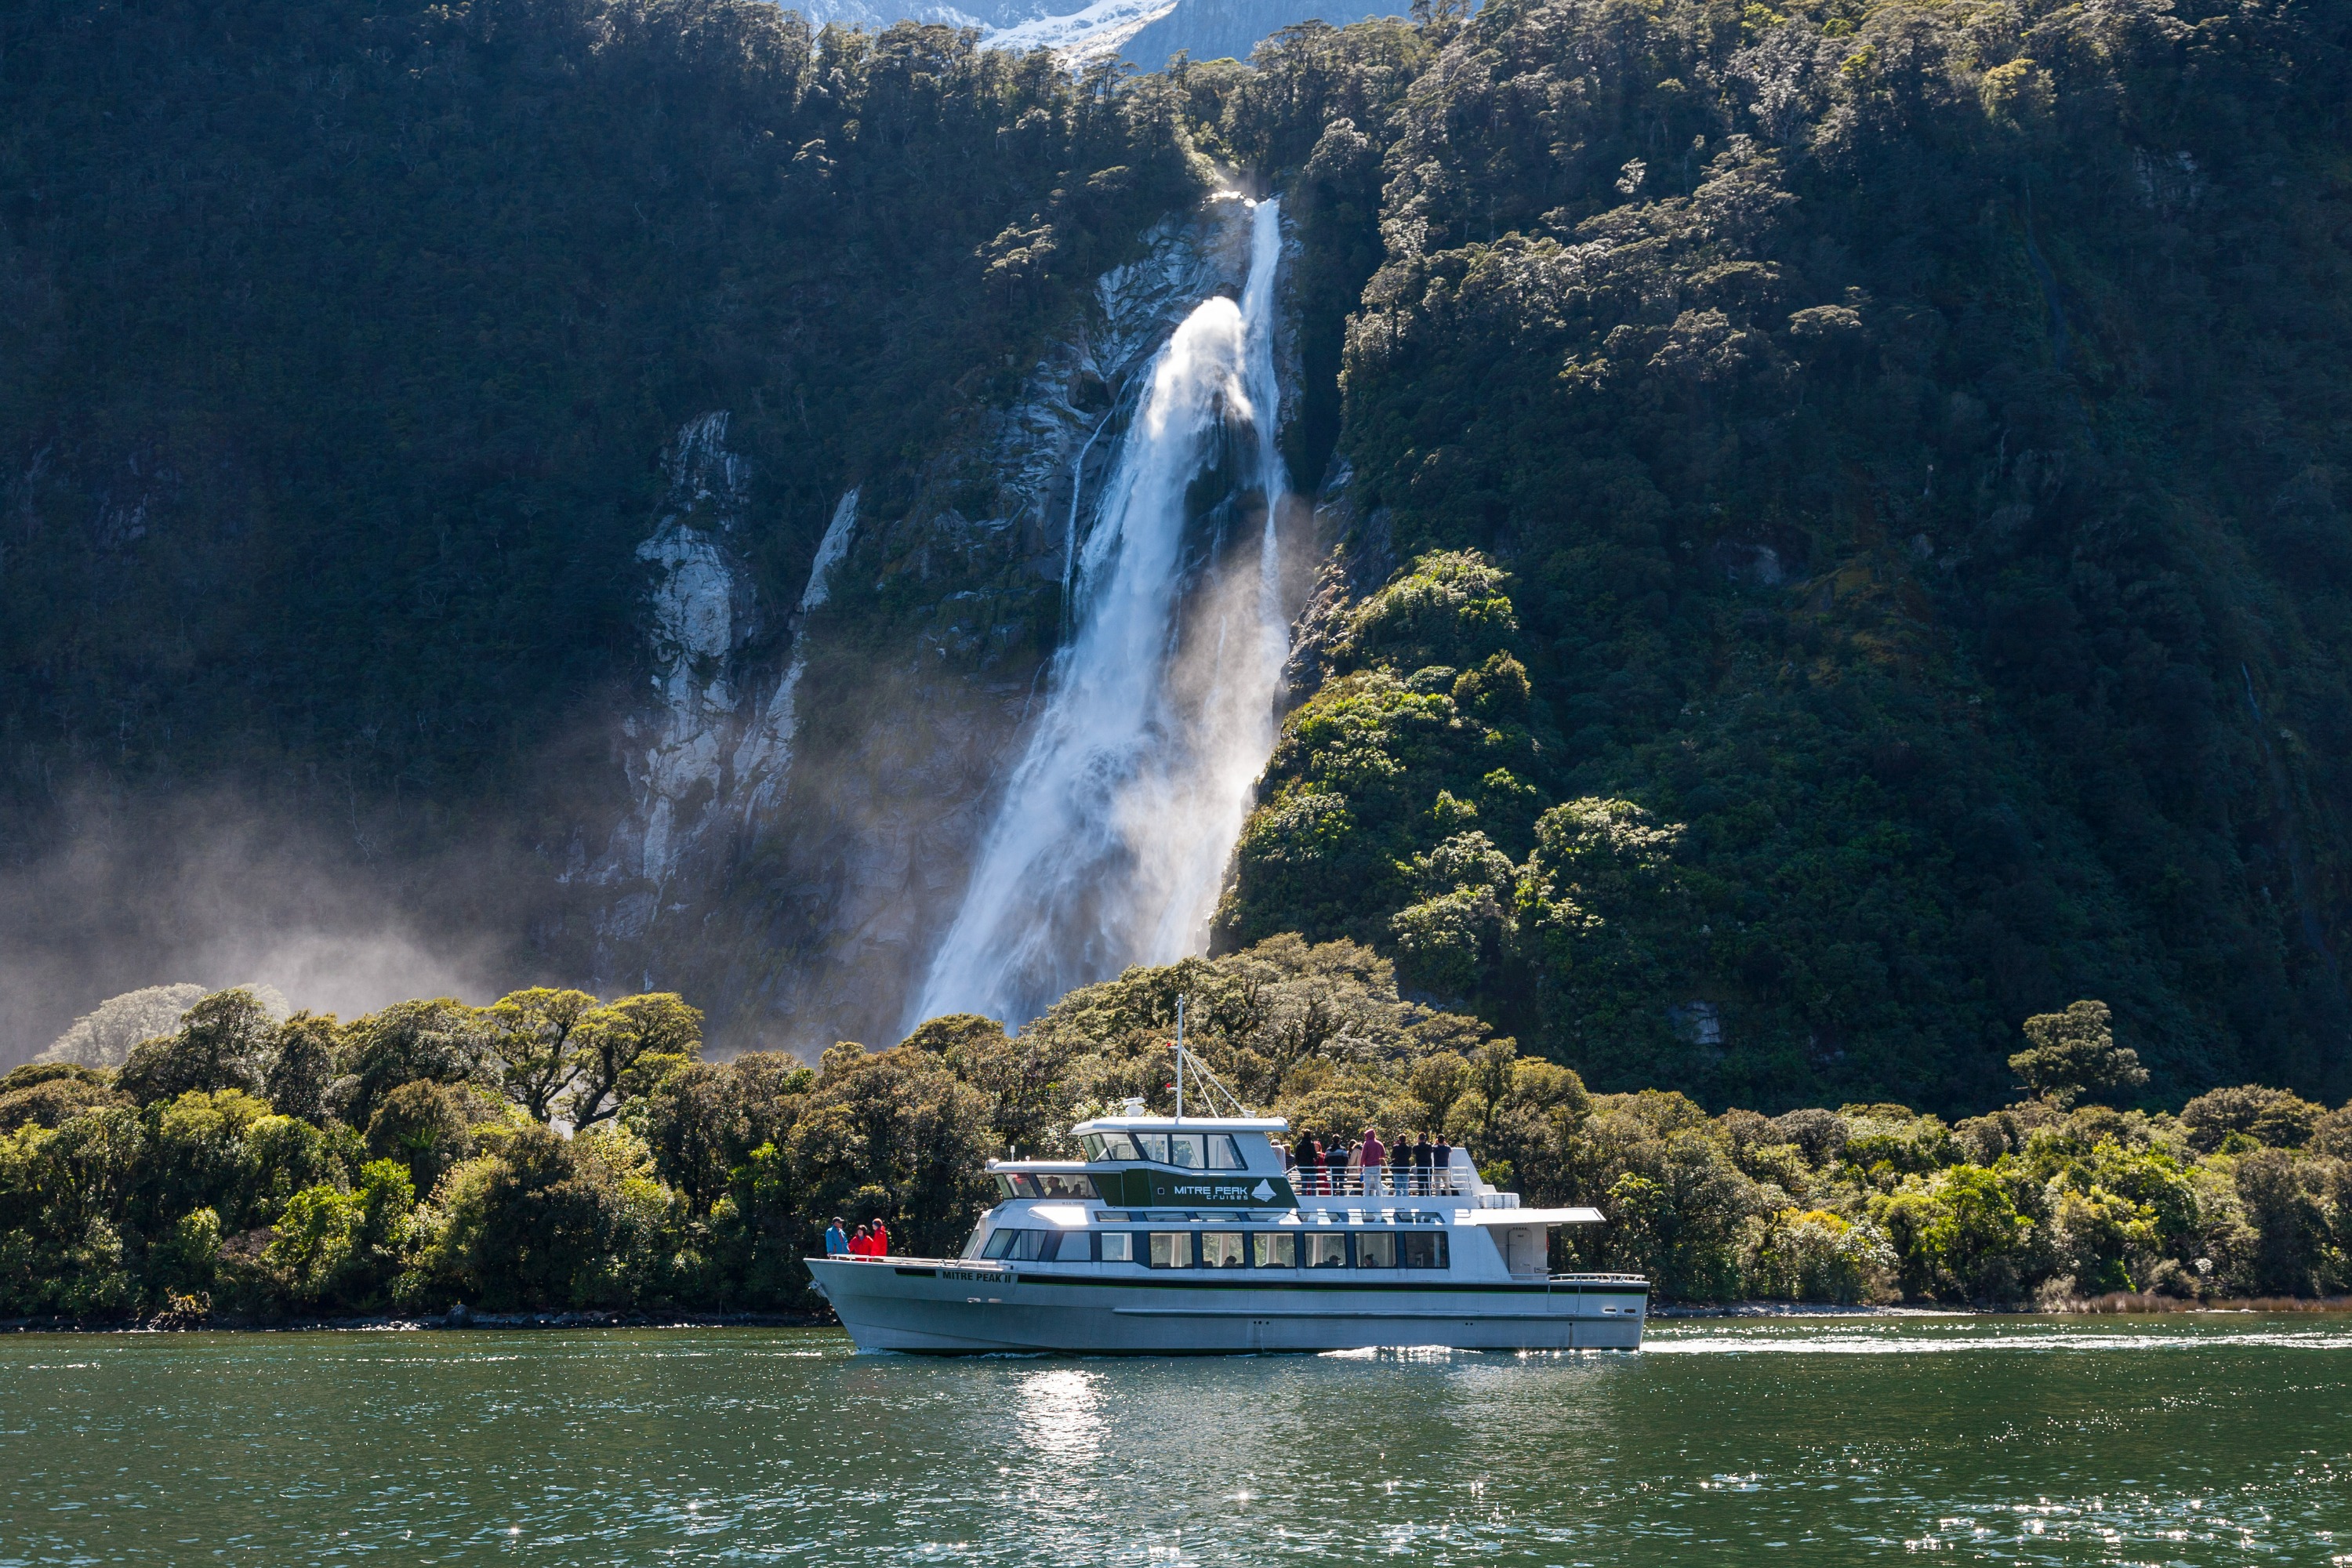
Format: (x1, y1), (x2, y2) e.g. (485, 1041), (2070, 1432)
(912, 197), (1294, 1029)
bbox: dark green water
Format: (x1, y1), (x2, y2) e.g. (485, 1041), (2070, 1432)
(2, 1316), (2347, 1565)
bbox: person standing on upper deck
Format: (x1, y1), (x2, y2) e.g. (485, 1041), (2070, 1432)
(1359, 1126), (1387, 1196)
(826, 1217), (850, 1255)
(870, 1218), (890, 1257)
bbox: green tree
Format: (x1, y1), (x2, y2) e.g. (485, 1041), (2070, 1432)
(264, 1013), (341, 1126)
(567, 993), (704, 1129)
(485, 989), (602, 1123)
(116, 989), (280, 1105)
(336, 1000), (492, 1133)
(2010, 1001), (2148, 1109)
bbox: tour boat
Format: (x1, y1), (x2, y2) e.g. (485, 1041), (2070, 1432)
(805, 1043), (1647, 1355)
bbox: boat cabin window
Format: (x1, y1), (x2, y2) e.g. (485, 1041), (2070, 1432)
(1078, 1131), (1245, 1168)
(1305, 1233), (1347, 1269)
(996, 1171), (1098, 1200)
(1399, 1232), (1449, 1269)
(1252, 1232), (1296, 1269)
(1201, 1232), (1246, 1268)
(1099, 1232), (1134, 1262)
(1146, 1232), (1194, 1269)
(1354, 1232), (1396, 1269)
(982, 1229), (1062, 1262)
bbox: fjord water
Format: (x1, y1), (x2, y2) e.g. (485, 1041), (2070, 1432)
(913, 196), (1295, 1029)
(4, 1317), (2347, 1564)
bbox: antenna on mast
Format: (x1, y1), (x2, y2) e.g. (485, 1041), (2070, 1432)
(1163, 996), (1254, 1120)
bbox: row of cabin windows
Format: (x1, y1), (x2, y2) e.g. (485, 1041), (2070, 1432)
(981, 1229), (1449, 1270)
(996, 1171), (1100, 1200)
(1077, 1131), (1247, 1170)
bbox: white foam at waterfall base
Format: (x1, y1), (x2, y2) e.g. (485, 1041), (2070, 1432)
(912, 198), (1292, 1030)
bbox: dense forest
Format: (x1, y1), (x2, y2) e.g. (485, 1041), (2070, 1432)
(6, 0), (2352, 1290)
(1210, 0), (2352, 1114)
(4, 972), (2347, 1320)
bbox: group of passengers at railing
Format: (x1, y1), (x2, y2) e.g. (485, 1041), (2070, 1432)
(822, 1217), (892, 1258)
(1278, 1127), (1467, 1196)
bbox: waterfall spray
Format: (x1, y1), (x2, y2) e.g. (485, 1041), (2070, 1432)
(911, 198), (1294, 1029)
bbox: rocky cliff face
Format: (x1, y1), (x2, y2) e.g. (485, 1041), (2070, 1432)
(590, 197), (1271, 1053)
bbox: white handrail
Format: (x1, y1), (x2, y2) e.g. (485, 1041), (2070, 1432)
(1287, 1167), (1466, 1198)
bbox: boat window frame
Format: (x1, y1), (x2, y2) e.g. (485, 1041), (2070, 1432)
(1399, 1231), (1449, 1270)
(1354, 1230), (1397, 1269)
(1206, 1134), (1244, 1171)
(1098, 1232), (1134, 1263)
(1304, 1232), (1348, 1270)
(1133, 1132), (1171, 1163)
(984, 1229), (1062, 1262)
(1030, 1171), (1098, 1200)
(1145, 1231), (1196, 1269)
(1200, 1231), (1246, 1269)
(1083, 1131), (1142, 1162)
(1251, 1231), (1297, 1269)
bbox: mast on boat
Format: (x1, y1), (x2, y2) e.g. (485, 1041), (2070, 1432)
(1167, 994), (1251, 1122)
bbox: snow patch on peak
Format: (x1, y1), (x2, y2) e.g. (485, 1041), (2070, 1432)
(985, 0), (1181, 60)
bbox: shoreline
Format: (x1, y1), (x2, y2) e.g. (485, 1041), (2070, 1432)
(9, 1296), (2350, 1334)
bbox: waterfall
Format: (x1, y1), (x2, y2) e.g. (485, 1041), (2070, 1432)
(910, 197), (1293, 1029)
(732, 487), (860, 826)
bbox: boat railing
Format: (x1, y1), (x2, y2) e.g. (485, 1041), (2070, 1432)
(1287, 1169), (1471, 1198)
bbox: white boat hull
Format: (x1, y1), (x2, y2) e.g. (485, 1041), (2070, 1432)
(808, 1258), (1647, 1354)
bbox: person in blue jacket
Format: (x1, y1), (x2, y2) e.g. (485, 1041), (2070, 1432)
(825, 1217), (850, 1255)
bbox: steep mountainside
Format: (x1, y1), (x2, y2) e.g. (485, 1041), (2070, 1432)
(1218, 1), (2352, 1109)
(6, 0), (2351, 1116)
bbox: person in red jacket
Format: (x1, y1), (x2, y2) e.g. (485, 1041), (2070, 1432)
(850, 1223), (873, 1256)
(869, 1218), (890, 1257)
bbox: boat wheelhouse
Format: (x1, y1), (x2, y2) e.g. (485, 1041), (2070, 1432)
(807, 1064), (1647, 1355)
